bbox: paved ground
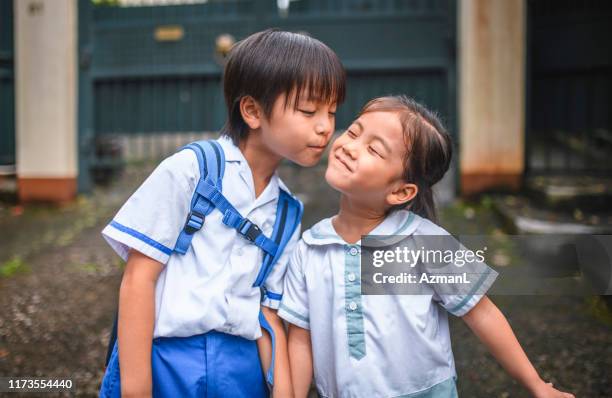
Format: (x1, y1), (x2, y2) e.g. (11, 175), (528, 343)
(0, 160), (610, 397)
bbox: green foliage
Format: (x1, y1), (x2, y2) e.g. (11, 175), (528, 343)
(0, 256), (29, 278)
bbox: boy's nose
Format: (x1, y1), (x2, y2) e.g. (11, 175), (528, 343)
(315, 116), (333, 136)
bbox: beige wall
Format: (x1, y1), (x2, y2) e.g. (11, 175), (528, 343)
(15, 0), (77, 179)
(459, 0), (525, 194)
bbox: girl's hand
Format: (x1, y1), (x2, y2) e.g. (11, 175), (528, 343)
(530, 380), (575, 398)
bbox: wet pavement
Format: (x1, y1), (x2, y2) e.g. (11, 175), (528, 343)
(0, 160), (610, 397)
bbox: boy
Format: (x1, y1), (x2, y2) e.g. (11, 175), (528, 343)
(99, 29), (345, 398)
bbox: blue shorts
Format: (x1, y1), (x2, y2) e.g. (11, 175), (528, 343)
(99, 331), (268, 398)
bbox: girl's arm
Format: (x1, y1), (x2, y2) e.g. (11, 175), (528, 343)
(287, 324), (313, 398)
(117, 250), (163, 398)
(257, 307), (294, 398)
(462, 296), (575, 398)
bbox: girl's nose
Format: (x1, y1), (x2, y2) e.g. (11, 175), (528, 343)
(342, 141), (357, 159)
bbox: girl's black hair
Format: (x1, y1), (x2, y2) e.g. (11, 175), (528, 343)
(221, 29), (346, 144)
(360, 95), (453, 222)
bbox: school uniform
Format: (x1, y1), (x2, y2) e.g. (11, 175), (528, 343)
(99, 136), (300, 398)
(278, 210), (497, 398)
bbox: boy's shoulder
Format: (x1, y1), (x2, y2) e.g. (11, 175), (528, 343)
(148, 147), (200, 187)
(157, 137), (243, 184)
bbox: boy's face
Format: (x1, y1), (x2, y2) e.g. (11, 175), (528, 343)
(325, 111), (410, 206)
(258, 92), (337, 167)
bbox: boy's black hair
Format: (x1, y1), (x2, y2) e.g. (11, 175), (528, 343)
(221, 29), (346, 144)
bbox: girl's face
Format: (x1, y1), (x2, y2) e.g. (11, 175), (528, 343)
(325, 111), (415, 207)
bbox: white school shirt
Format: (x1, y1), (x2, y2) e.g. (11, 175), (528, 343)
(102, 136), (300, 340)
(278, 210), (498, 398)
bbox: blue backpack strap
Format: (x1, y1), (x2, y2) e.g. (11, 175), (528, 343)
(255, 189), (303, 388)
(174, 140), (225, 254)
(194, 181), (281, 257)
(253, 189), (303, 288)
(259, 309), (276, 387)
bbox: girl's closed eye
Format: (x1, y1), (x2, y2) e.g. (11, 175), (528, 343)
(368, 146), (383, 157)
(347, 129), (357, 138)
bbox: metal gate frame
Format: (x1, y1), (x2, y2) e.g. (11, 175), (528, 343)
(77, 0), (457, 192)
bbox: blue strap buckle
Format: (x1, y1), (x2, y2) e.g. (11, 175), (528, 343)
(238, 218), (262, 242)
(184, 210), (205, 235)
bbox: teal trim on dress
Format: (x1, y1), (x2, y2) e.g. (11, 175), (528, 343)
(310, 230), (340, 240)
(344, 244), (366, 360)
(309, 212), (418, 360)
(447, 267), (493, 314)
(310, 212), (416, 241)
(395, 377), (458, 398)
(279, 302), (309, 324)
(395, 211), (415, 235)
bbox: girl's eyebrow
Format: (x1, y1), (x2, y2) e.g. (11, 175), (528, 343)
(353, 120), (364, 131)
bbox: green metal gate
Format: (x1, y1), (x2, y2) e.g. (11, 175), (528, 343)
(79, 0), (456, 189)
(0, 0), (15, 167)
(527, 0), (612, 175)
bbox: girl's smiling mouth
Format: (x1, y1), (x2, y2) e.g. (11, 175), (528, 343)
(334, 153), (353, 172)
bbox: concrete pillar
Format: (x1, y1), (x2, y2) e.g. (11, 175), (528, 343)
(15, 0), (78, 203)
(459, 0), (525, 196)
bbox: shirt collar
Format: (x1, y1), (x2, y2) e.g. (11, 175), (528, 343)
(217, 135), (246, 163)
(217, 135), (296, 208)
(218, 134), (294, 191)
(302, 210), (422, 247)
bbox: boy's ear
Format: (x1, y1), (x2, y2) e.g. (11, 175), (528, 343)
(386, 182), (418, 207)
(239, 96), (263, 130)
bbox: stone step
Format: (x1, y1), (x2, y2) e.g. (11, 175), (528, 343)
(526, 175), (612, 212)
(492, 194), (612, 234)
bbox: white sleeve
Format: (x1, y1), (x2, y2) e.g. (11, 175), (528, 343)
(434, 268), (498, 317)
(101, 149), (198, 265)
(429, 236), (498, 317)
(261, 224), (301, 310)
(278, 240), (310, 329)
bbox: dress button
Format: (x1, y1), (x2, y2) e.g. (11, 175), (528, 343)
(349, 247), (358, 256)
(347, 272), (356, 282)
(348, 301), (358, 311)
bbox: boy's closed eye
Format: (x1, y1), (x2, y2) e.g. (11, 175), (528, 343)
(298, 107), (337, 117)
(298, 109), (316, 116)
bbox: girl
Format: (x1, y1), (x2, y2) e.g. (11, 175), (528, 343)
(278, 96), (575, 398)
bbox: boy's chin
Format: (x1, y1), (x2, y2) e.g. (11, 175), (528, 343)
(290, 153), (324, 167)
(292, 158), (319, 167)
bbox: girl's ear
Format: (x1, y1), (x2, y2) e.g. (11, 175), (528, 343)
(240, 96), (263, 130)
(386, 182), (418, 207)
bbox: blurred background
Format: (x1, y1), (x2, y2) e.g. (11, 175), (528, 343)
(0, 0), (610, 396)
